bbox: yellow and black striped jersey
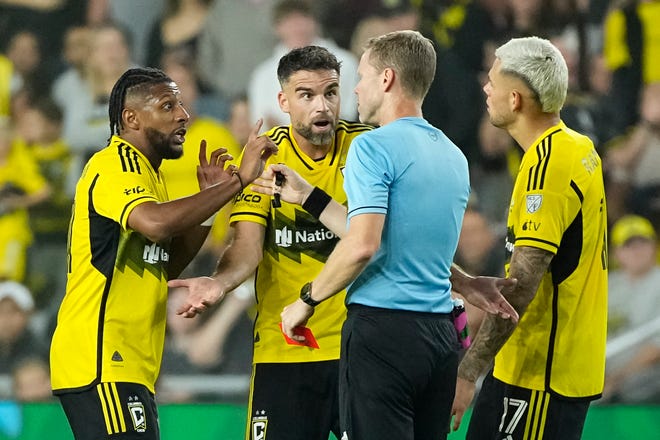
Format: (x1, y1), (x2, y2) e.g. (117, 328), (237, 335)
(51, 136), (170, 394)
(494, 121), (608, 399)
(231, 120), (371, 364)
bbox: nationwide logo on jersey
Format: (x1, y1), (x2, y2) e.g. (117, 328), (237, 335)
(526, 194), (543, 213)
(266, 208), (339, 263)
(142, 242), (170, 264)
(115, 233), (169, 279)
(127, 397), (146, 433)
(252, 410), (268, 440)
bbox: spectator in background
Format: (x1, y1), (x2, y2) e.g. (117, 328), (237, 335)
(248, 0), (359, 129)
(145, 0), (214, 70)
(14, 97), (71, 310)
(196, 0), (275, 100)
(11, 356), (52, 402)
(455, 207), (505, 279)
(55, 22), (136, 194)
(86, 0), (165, 65)
(418, 0), (494, 167)
(0, 117), (51, 282)
(604, 214), (660, 404)
(0, 280), (47, 375)
(0, 0), (86, 83)
(4, 30), (50, 98)
(603, 0), (660, 137)
(605, 81), (660, 228)
(349, 2), (419, 58)
(51, 25), (91, 118)
(471, 110), (519, 227)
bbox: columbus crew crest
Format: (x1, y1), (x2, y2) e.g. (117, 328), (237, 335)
(526, 194), (543, 213)
(127, 398), (146, 433)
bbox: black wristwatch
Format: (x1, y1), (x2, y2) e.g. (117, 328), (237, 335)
(300, 282), (320, 307)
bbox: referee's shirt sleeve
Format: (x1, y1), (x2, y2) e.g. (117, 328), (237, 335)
(344, 134), (393, 220)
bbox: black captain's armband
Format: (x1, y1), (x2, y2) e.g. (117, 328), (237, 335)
(301, 186), (331, 219)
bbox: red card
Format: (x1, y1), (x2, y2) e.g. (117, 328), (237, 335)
(279, 322), (320, 349)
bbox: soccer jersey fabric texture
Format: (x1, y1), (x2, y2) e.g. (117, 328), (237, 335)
(51, 136), (171, 394)
(343, 117), (470, 313)
(230, 121), (371, 364)
(494, 121), (608, 399)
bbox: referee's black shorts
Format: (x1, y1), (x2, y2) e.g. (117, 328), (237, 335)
(339, 304), (459, 440)
(467, 370), (591, 440)
(58, 382), (159, 440)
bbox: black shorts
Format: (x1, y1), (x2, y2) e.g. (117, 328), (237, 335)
(339, 304), (459, 440)
(467, 371), (590, 440)
(246, 361), (340, 440)
(58, 382), (159, 440)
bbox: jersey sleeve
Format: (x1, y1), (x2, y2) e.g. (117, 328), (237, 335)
(514, 158), (581, 254)
(92, 166), (160, 229)
(344, 134), (392, 219)
(229, 150), (272, 226)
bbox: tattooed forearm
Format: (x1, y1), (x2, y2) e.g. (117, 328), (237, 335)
(457, 246), (554, 382)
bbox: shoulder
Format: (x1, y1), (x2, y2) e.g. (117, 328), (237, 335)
(265, 125), (293, 146)
(337, 120), (372, 136)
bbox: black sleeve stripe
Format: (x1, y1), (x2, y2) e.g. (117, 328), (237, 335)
(570, 180), (584, 202)
(119, 196), (157, 226)
(117, 143), (128, 172)
(132, 151), (141, 174)
(347, 205), (387, 216)
(539, 137), (552, 189)
(515, 236), (559, 249)
(230, 211), (269, 222)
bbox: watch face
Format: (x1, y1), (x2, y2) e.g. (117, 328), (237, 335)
(300, 282), (318, 306)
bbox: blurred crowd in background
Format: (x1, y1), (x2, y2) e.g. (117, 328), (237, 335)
(0, 0), (658, 407)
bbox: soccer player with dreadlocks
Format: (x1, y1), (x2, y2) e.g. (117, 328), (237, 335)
(50, 67), (277, 440)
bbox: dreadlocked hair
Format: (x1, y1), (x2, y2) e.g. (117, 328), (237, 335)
(108, 67), (172, 139)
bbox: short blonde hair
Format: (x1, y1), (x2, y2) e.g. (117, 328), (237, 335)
(495, 36), (568, 113)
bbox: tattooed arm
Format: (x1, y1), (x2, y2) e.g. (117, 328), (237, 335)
(457, 246), (554, 380)
(451, 245), (554, 430)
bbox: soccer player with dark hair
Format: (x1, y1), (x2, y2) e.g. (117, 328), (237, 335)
(50, 67), (276, 440)
(169, 46), (371, 440)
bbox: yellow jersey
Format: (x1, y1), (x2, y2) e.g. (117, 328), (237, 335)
(231, 121), (371, 364)
(51, 136), (171, 394)
(494, 121), (608, 399)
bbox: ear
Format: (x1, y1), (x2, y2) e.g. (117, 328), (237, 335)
(277, 90), (289, 114)
(122, 108), (140, 130)
(510, 90), (524, 112)
(383, 67), (395, 92)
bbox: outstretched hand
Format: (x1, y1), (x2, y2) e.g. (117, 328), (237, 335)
(168, 276), (225, 318)
(237, 119), (278, 185)
(460, 276), (519, 322)
(251, 163), (314, 206)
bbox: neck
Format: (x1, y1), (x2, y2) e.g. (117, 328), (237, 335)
(378, 95), (423, 126)
(508, 112), (561, 152)
(120, 133), (162, 170)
